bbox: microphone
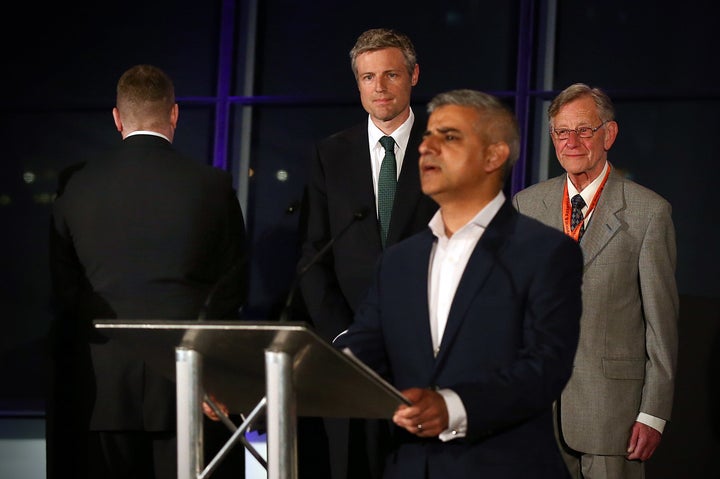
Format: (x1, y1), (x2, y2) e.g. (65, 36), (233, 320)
(278, 207), (369, 322)
(197, 199), (303, 321)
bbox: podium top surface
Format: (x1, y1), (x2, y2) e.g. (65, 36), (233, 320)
(94, 319), (409, 419)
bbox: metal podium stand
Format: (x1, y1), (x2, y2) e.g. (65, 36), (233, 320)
(94, 319), (409, 479)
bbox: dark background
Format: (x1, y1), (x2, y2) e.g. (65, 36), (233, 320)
(1, 1), (717, 476)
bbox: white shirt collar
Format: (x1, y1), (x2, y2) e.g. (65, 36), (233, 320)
(429, 190), (506, 240)
(367, 108), (415, 154)
(126, 130), (171, 142)
(566, 160), (609, 209)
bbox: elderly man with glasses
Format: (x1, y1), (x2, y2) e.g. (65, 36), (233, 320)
(513, 83), (679, 479)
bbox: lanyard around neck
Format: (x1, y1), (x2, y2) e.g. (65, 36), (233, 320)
(562, 164), (612, 241)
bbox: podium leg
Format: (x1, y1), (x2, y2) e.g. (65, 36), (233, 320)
(265, 349), (297, 479)
(177, 347), (203, 479)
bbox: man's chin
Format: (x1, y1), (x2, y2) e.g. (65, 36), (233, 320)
(373, 112), (400, 123)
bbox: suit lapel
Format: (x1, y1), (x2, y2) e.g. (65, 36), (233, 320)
(539, 176), (566, 231)
(343, 127), (382, 249)
(533, 171), (624, 266)
(410, 230), (440, 373)
(387, 120), (424, 245)
(581, 169), (625, 265)
(433, 201), (517, 372)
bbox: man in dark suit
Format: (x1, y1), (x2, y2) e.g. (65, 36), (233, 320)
(513, 83), (678, 478)
(47, 64), (248, 479)
(334, 89), (582, 478)
(297, 28), (437, 479)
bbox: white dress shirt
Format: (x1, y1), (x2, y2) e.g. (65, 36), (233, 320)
(566, 159), (608, 226)
(426, 191), (505, 441)
(366, 109), (415, 218)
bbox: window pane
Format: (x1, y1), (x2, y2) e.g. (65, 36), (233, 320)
(257, 0), (519, 98)
(554, 1), (720, 90)
(5, 1), (220, 108)
(241, 105), (364, 318)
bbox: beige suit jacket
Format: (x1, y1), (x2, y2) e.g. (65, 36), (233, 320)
(513, 167), (679, 454)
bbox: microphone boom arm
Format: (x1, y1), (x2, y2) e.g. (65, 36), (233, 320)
(279, 207), (368, 322)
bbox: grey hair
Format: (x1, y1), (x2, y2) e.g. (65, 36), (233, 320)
(427, 89), (521, 175)
(548, 83), (615, 126)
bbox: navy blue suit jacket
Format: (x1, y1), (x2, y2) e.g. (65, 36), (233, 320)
(336, 200), (582, 478)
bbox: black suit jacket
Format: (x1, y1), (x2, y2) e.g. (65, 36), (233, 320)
(298, 116), (438, 342)
(336, 200), (582, 478)
(49, 134), (248, 431)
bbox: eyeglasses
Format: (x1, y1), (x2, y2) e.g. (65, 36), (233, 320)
(550, 121), (607, 140)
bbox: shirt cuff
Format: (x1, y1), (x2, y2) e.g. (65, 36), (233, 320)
(437, 389), (467, 442)
(637, 412), (666, 434)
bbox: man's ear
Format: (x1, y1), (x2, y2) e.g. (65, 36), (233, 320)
(170, 103), (179, 129)
(112, 107), (123, 133)
(603, 120), (618, 151)
(411, 64), (419, 87)
(485, 142), (510, 173)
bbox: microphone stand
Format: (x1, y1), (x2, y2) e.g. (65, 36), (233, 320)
(278, 207), (368, 322)
(198, 200), (301, 321)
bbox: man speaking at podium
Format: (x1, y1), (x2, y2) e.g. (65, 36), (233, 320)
(335, 89), (582, 478)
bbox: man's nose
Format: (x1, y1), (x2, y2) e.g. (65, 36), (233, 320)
(419, 135), (435, 154)
(565, 130), (581, 146)
(374, 77), (387, 92)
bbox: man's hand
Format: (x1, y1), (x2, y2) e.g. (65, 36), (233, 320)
(627, 421), (662, 461)
(392, 387), (449, 437)
(202, 394), (229, 422)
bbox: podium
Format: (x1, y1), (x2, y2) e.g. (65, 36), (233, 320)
(93, 319), (409, 479)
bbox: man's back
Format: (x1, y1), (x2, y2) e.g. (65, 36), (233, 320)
(52, 135), (246, 321)
(50, 134), (247, 431)
(47, 63), (248, 479)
